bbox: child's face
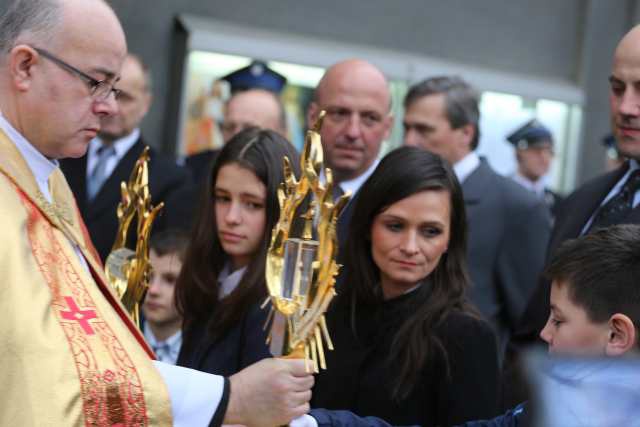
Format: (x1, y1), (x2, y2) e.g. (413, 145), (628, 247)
(142, 249), (182, 328)
(540, 281), (610, 356)
(214, 163), (267, 269)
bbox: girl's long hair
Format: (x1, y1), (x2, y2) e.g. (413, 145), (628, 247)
(175, 127), (300, 344)
(342, 146), (478, 400)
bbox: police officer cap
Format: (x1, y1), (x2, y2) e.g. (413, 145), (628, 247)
(507, 119), (553, 150)
(221, 60), (287, 94)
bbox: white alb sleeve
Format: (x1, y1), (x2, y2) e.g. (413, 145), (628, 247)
(153, 360), (226, 427)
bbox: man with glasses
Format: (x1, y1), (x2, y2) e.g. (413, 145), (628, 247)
(32, 46), (122, 101)
(60, 53), (190, 262)
(0, 0), (313, 426)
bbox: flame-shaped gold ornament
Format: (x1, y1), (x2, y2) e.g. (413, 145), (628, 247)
(105, 147), (163, 329)
(265, 111), (350, 372)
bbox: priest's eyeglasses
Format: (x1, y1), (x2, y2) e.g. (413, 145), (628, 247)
(33, 47), (121, 101)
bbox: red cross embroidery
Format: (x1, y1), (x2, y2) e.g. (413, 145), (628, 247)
(61, 296), (97, 335)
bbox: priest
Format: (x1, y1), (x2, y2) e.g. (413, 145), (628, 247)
(0, 0), (313, 426)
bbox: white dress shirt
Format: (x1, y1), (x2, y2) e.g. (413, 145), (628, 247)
(86, 129), (141, 179)
(320, 159), (380, 197)
(337, 159), (380, 196)
(511, 172), (547, 199)
(218, 263), (248, 298)
(144, 328), (183, 365)
(453, 151), (481, 184)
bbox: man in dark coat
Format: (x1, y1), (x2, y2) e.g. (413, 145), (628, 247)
(60, 54), (190, 262)
(498, 25), (640, 409)
(403, 76), (551, 357)
(512, 23), (640, 353)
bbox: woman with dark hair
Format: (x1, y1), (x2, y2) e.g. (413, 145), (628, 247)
(312, 146), (500, 426)
(175, 127), (300, 376)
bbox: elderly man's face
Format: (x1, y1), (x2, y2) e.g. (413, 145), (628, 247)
(221, 89), (284, 142)
(308, 61), (392, 183)
(609, 27), (640, 161)
(22, 0), (127, 159)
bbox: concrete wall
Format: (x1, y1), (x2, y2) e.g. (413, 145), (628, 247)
(107, 0), (586, 156)
(0, 0), (635, 186)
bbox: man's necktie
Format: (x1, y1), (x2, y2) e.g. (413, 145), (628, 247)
(152, 342), (172, 363)
(588, 169), (640, 233)
(87, 145), (116, 200)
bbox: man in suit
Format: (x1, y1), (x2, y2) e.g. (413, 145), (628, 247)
(513, 24), (640, 352)
(306, 59), (393, 245)
(403, 76), (551, 356)
(507, 119), (564, 217)
(60, 53), (190, 262)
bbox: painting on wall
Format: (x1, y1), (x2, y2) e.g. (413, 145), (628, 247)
(178, 51), (324, 157)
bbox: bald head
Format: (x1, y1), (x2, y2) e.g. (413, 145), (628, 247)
(0, 0), (124, 61)
(314, 59), (391, 110)
(308, 59), (392, 183)
(609, 24), (640, 161)
(615, 25), (640, 58)
(221, 88), (286, 142)
(0, 0), (127, 159)
(55, 0), (126, 62)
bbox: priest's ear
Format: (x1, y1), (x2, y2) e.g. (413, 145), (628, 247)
(605, 313), (637, 356)
(7, 44), (39, 92)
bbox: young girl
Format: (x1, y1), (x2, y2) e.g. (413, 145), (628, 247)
(175, 127), (300, 376)
(312, 146), (500, 426)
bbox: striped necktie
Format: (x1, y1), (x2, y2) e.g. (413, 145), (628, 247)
(588, 169), (640, 233)
(87, 145), (116, 200)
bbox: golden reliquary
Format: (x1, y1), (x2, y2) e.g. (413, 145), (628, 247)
(264, 111), (350, 372)
(105, 147), (163, 328)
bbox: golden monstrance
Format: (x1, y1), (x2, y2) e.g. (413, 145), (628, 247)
(264, 112), (350, 372)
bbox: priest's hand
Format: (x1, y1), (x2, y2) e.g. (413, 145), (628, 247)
(225, 358), (314, 427)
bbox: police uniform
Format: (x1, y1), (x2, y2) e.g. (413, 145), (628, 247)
(507, 119), (564, 216)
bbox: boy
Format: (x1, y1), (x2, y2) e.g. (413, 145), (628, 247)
(539, 224), (639, 356)
(142, 229), (188, 365)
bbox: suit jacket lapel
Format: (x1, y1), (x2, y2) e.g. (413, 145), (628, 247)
(551, 164), (629, 247)
(461, 159), (489, 206)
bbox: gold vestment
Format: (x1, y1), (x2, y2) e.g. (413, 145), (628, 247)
(0, 130), (172, 426)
